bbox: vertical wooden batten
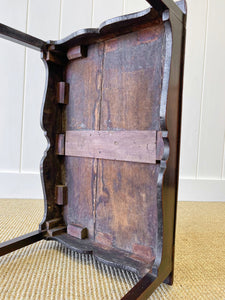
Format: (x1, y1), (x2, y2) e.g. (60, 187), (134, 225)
(56, 82), (69, 104)
(55, 185), (67, 205)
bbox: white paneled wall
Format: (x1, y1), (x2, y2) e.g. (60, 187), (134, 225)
(179, 0), (225, 201)
(0, 0), (224, 201)
(60, 0), (93, 36)
(21, 0), (61, 175)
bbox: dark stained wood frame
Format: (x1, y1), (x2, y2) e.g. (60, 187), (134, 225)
(0, 1), (186, 298)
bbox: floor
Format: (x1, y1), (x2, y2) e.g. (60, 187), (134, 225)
(0, 199), (225, 299)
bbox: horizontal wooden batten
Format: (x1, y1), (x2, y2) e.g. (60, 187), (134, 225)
(64, 130), (164, 164)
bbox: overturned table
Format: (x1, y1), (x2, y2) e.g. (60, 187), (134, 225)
(0, 0), (186, 298)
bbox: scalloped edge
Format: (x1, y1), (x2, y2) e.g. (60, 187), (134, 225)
(47, 7), (152, 47)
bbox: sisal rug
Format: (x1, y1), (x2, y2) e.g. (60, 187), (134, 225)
(0, 199), (225, 299)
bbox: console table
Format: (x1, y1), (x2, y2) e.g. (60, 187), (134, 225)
(0, 0), (186, 298)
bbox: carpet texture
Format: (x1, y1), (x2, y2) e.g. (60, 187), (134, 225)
(0, 199), (225, 299)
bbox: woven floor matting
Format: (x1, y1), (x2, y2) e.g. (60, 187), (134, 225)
(0, 199), (225, 299)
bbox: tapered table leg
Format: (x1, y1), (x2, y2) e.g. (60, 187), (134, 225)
(122, 271), (169, 300)
(0, 230), (44, 256)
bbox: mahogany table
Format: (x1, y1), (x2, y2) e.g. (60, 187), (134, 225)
(0, 0), (186, 298)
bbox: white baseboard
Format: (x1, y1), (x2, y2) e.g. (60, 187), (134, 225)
(0, 172), (43, 199)
(179, 178), (225, 201)
(0, 172), (224, 202)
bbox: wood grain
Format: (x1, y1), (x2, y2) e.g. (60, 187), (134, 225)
(64, 43), (104, 239)
(65, 130), (157, 163)
(95, 24), (164, 258)
(96, 160), (159, 257)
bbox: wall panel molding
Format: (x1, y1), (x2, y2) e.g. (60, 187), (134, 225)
(0, 173), (43, 199)
(179, 178), (225, 202)
(0, 0), (225, 201)
(179, 0), (208, 178)
(0, 0), (28, 173)
(197, 0), (225, 178)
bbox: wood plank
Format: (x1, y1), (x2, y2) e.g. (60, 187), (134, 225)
(64, 43), (104, 240)
(95, 232), (113, 247)
(95, 24), (164, 255)
(100, 23), (162, 131)
(96, 159), (159, 255)
(65, 130), (157, 164)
